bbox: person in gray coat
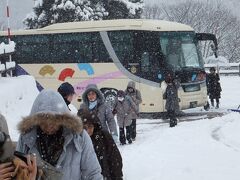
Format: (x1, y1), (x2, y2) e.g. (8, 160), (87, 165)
(125, 81), (142, 141)
(163, 73), (180, 128)
(113, 90), (137, 145)
(0, 114), (37, 180)
(16, 89), (103, 180)
(0, 114), (15, 179)
(79, 84), (118, 142)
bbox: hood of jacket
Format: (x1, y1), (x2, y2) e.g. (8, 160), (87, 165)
(127, 81), (136, 90)
(82, 84), (104, 105)
(18, 89), (83, 134)
(30, 89), (70, 115)
(18, 113), (83, 134)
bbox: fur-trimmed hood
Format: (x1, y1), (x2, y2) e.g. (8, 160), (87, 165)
(18, 113), (83, 134)
(18, 89), (83, 134)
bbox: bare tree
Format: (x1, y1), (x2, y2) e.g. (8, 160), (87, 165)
(142, 4), (163, 20)
(143, 0), (240, 62)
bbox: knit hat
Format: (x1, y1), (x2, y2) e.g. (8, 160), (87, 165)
(30, 89), (70, 115)
(57, 82), (75, 98)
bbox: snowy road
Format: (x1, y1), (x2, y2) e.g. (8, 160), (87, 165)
(1, 75), (240, 180)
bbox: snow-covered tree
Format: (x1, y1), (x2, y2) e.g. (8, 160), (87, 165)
(24, 0), (144, 29)
(104, 0), (144, 19)
(24, 0), (108, 29)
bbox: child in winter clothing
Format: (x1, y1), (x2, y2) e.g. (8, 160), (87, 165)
(163, 73), (180, 127)
(206, 67), (222, 108)
(78, 109), (123, 180)
(113, 90), (137, 145)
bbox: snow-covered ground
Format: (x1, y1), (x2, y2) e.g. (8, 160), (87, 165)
(0, 75), (240, 180)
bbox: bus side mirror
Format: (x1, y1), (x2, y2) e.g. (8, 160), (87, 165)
(196, 33), (218, 58)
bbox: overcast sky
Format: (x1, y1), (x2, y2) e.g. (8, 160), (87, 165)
(0, 0), (239, 29)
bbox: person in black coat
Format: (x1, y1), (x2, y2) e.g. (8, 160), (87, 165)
(206, 67), (222, 108)
(163, 73), (180, 127)
(78, 110), (123, 180)
(57, 82), (75, 108)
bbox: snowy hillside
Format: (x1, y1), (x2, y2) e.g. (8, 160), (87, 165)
(0, 75), (240, 179)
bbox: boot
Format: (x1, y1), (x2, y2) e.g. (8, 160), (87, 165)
(169, 119), (175, 128)
(211, 101), (214, 107)
(216, 103), (219, 109)
(174, 119), (178, 126)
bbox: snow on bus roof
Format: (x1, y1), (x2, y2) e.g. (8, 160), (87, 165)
(0, 19), (193, 36)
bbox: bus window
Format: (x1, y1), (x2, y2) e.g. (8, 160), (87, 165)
(52, 32), (110, 63)
(13, 34), (50, 63)
(53, 33), (92, 63)
(181, 43), (199, 67)
(108, 31), (134, 68)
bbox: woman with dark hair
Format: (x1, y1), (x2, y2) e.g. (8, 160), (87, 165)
(207, 67), (222, 108)
(79, 84), (118, 142)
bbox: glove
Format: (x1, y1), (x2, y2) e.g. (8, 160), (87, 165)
(112, 134), (119, 143)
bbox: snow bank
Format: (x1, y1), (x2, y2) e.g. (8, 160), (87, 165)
(0, 75), (39, 139)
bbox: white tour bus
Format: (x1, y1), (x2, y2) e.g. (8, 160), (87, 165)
(0, 19), (218, 115)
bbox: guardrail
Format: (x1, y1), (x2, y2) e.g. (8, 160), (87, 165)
(204, 63), (240, 76)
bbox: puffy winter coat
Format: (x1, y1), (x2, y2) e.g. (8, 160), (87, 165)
(206, 73), (222, 99)
(113, 96), (137, 128)
(0, 114), (14, 163)
(79, 84), (118, 136)
(16, 89), (102, 180)
(0, 114), (9, 135)
(125, 81), (142, 119)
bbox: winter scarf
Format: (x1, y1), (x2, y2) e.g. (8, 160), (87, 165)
(36, 127), (64, 166)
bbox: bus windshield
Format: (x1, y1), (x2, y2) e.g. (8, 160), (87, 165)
(160, 32), (203, 70)
(108, 31), (204, 83)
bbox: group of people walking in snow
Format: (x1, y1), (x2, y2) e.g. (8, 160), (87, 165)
(0, 66), (221, 179)
(0, 80), (142, 180)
